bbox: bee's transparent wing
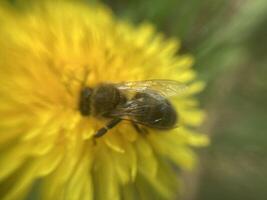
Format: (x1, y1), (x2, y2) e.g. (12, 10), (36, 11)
(110, 100), (149, 117)
(115, 79), (187, 97)
(109, 97), (178, 129)
(109, 102), (163, 127)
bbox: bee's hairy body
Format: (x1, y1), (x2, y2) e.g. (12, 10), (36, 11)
(80, 84), (126, 117)
(79, 83), (178, 138)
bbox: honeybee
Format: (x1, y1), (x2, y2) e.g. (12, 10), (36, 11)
(79, 79), (187, 138)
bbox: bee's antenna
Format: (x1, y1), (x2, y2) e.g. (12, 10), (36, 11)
(80, 67), (90, 88)
(61, 65), (91, 97)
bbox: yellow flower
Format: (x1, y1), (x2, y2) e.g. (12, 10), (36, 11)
(0, 1), (209, 200)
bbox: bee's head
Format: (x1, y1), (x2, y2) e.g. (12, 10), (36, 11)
(79, 87), (93, 116)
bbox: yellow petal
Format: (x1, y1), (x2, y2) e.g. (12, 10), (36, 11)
(176, 70), (197, 83)
(184, 81), (206, 96)
(136, 157), (178, 200)
(148, 133), (196, 169)
(0, 142), (30, 180)
(112, 142), (137, 184)
(40, 141), (85, 200)
(175, 55), (194, 70)
(93, 146), (120, 200)
(1, 159), (40, 200)
(35, 146), (63, 177)
(79, 173), (94, 200)
(120, 123), (138, 142)
(104, 131), (125, 153)
(181, 109), (205, 126)
(134, 137), (158, 178)
(65, 150), (93, 200)
(121, 183), (140, 200)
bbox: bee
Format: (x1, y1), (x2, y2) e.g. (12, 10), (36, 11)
(79, 79), (187, 138)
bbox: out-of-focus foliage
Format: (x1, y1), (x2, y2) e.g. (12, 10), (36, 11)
(98, 0), (267, 200)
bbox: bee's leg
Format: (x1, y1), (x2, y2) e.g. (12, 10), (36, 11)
(94, 118), (122, 138)
(131, 122), (148, 135)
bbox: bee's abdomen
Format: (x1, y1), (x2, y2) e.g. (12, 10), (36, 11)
(133, 92), (177, 129)
(149, 101), (177, 129)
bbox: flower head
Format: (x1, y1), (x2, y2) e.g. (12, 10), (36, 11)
(0, 1), (208, 200)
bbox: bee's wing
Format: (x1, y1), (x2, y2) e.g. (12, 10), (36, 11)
(115, 79), (187, 97)
(108, 102), (159, 126)
(109, 100), (148, 117)
(109, 98), (177, 128)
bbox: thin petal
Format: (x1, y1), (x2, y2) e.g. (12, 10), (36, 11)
(148, 133), (196, 169)
(65, 149), (93, 200)
(79, 173), (94, 200)
(134, 137), (158, 178)
(181, 109), (205, 126)
(1, 159), (44, 200)
(93, 146), (120, 200)
(0, 142), (30, 180)
(40, 137), (85, 200)
(112, 142), (137, 184)
(104, 131), (125, 153)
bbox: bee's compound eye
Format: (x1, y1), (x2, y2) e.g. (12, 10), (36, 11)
(79, 87), (93, 116)
(82, 87), (93, 98)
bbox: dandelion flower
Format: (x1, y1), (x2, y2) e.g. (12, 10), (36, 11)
(0, 1), (209, 200)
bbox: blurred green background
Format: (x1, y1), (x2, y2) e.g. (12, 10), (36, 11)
(95, 0), (267, 199)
